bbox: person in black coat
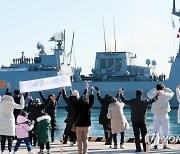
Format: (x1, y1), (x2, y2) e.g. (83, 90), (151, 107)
(118, 88), (158, 152)
(39, 89), (61, 142)
(6, 82), (28, 120)
(25, 96), (49, 146)
(71, 83), (94, 154)
(61, 87), (77, 145)
(94, 86), (112, 145)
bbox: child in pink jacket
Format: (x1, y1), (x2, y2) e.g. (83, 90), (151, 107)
(13, 111), (34, 154)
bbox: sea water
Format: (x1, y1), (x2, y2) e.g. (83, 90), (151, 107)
(55, 108), (180, 141)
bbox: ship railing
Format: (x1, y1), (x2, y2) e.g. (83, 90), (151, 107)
(0, 68), (28, 72)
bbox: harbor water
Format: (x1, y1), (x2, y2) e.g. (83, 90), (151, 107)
(55, 107), (180, 140)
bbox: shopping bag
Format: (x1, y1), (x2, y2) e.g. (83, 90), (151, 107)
(71, 124), (76, 132)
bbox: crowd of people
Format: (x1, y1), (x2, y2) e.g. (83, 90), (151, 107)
(0, 82), (179, 154)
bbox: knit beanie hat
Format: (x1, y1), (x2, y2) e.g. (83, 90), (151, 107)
(72, 90), (80, 99)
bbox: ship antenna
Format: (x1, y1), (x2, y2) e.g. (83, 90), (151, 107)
(173, 0), (176, 13)
(63, 29), (66, 64)
(74, 42), (76, 69)
(172, 0), (180, 17)
(68, 31), (75, 65)
(103, 18), (107, 52)
(113, 17), (117, 52)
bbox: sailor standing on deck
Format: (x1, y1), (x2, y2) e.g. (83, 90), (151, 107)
(147, 83), (174, 150)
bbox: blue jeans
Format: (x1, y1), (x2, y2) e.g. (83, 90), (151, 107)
(14, 137), (31, 152)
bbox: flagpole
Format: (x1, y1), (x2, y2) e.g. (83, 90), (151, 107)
(113, 17), (117, 52)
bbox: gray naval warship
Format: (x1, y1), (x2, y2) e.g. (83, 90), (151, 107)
(0, 0), (180, 107)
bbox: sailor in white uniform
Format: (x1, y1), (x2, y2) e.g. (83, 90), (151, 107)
(147, 83), (174, 149)
(176, 84), (180, 124)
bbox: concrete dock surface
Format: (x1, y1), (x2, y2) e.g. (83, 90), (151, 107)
(5, 140), (180, 154)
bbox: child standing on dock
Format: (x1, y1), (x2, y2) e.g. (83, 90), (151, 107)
(34, 112), (51, 154)
(13, 111), (34, 154)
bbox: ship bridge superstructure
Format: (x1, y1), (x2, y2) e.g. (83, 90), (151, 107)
(0, 31), (74, 77)
(91, 51), (154, 82)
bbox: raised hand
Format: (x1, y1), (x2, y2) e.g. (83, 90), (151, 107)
(6, 82), (10, 89)
(21, 95), (24, 99)
(91, 87), (94, 91)
(61, 87), (65, 91)
(85, 82), (89, 89)
(28, 96), (33, 100)
(31, 120), (35, 125)
(90, 87), (94, 94)
(119, 88), (124, 94)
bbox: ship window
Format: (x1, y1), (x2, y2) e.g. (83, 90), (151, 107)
(115, 58), (122, 72)
(128, 66), (132, 74)
(34, 57), (41, 63)
(139, 68), (144, 76)
(134, 67), (138, 75)
(100, 58), (106, 69)
(108, 58), (114, 69)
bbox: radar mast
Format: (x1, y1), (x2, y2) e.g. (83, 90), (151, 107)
(172, 0), (180, 17)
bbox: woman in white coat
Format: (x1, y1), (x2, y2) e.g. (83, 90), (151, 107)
(107, 97), (130, 149)
(0, 92), (24, 154)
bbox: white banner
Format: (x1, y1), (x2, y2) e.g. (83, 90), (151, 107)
(19, 75), (72, 93)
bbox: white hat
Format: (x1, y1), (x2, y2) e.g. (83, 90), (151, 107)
(34, 98), (41, 104)
(72, 90), (80, 99)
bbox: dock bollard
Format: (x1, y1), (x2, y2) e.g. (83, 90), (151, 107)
(60, 134), (63, 154)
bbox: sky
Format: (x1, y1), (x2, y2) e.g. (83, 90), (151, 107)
(0, 0), (180, 77)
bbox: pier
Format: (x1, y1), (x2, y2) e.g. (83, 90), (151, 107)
(9, 139), (180, 153)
